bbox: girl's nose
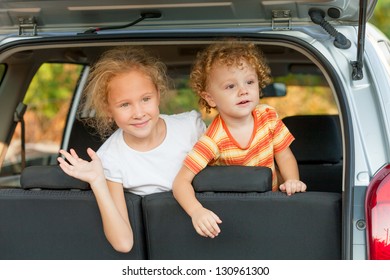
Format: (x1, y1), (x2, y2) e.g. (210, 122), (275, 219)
(132, 104), (145, 119)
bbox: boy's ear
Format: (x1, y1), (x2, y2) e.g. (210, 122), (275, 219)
(201, 91), (216, 108)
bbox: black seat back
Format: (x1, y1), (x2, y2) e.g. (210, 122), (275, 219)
(66, 118), (104, 160)
(283, 115), (343, 192)
(142, 166), (341, 259)
(0, 166), (146, 260)
(142, 191), (341, 259)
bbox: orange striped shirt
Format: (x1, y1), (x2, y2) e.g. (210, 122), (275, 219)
(184, 104), (294, 191)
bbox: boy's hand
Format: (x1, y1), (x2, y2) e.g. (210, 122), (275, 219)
(279, 179), (307, 196)
(191, 207), (222, 238)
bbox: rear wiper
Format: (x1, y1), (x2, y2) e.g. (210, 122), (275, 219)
(80, 11), (161, 34)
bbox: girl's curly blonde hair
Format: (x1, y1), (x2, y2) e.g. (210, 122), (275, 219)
(190, 41), (272, 113)
(80, 46), (169, 139)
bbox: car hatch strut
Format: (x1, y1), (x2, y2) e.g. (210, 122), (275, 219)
(80, 11), (161, 34)
(351, 0), (368, 81)
(309, 0), (368, 81)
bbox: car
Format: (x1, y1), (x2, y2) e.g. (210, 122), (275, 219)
(0, 0), (389, 261)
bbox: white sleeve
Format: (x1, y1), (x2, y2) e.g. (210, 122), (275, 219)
(188, 110), (206, 143)
(96, 137), (123, 184)
(100, 153), (123, 184)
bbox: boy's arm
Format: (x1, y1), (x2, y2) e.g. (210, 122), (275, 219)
(274, 147), (307, 195)
(172, 165), (222, 238)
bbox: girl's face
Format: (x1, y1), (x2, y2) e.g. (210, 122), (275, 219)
(202, 59), (260, 123)
(107, 70), (162, 148)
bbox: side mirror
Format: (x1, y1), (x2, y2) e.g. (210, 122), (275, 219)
(262, 82), (287, 98)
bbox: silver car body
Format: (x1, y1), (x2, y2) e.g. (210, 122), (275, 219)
(0, 0), (388, 260)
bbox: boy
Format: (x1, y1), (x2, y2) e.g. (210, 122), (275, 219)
(172, 41), (306, 238)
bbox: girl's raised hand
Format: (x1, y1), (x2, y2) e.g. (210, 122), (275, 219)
(57, 148), (105, 185)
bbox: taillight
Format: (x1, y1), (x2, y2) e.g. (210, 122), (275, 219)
(365, 164), (390, 260)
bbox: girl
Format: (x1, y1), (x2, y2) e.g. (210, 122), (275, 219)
(58, 46), (205, 252)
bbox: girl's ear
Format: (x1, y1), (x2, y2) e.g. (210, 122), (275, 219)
(201, 91), (216, 108)
(157, 90), (161, 104)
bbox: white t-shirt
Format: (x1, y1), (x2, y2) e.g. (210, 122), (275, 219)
(96, 110), (206, 196)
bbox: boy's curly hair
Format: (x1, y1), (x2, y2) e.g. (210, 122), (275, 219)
(190, 41), (272, 113)
(79, 46), (169, 139)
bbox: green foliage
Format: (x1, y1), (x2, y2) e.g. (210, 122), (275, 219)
(160, 78), (199, 114)
(24, 63), (83, 120)
(370, 0), (390, 38)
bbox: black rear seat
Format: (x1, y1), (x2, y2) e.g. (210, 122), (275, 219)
(0, 115), (343, 259)
(0, 166), (145, 260)
(142, 190), (341, 260)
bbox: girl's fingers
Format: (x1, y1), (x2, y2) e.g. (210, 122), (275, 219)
(69, 148), (80, 159)
(86, 148), (97, 160)
(57, 157), (74, 176)
(59, 149), (78, 166)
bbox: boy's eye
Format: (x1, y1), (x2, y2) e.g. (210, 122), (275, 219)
(120, 103), (129, 108)
(142, 97), (151, 102)
(226, 84), (235, 90)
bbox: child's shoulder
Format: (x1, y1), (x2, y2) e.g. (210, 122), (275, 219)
(161, 110), (206, 133)
(96, 128), (122, 156)
(255, 103), (278, 115)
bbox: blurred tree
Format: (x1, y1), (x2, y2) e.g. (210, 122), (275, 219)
(22, 63), (83, 141)
(24, 63), (82, 120)
(370, 0), (390, 38)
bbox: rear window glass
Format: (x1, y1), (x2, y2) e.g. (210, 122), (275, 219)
(160, 73), (338, 125)
(1, 63), (83, 177)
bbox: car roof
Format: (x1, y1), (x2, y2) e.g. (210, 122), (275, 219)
(0, 0), (378, 35)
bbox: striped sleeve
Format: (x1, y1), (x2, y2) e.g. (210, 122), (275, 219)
(184, 135), (219, 175)
(273, 118), (294, 153)
(268, 106), (294, 153)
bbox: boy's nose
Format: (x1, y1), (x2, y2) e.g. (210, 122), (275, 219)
(238, 85), (249, 96)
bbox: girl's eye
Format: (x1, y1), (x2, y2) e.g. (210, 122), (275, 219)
(247, 80), (255, 85)
(120, 103), (129, 108)
(142, 97), (151, 102)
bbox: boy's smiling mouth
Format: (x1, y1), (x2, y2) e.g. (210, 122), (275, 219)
(237, 100), (250, 105)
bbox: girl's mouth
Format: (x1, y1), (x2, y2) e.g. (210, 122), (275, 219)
(132, 120), (149, 128)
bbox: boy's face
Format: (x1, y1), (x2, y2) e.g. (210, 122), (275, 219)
(107, 70), (161, 146)
(202, 59), (260, 121)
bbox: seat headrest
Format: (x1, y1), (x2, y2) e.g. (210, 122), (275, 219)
(192, 165), (272, 192)
(283, 115), (342, 163)
(20, 165), (90, 190)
